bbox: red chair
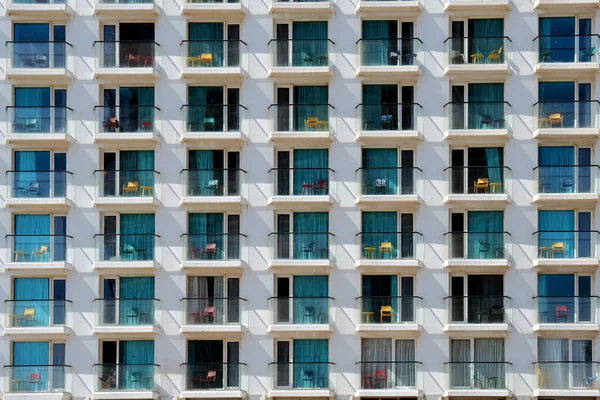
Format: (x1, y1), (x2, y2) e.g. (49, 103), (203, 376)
(126, 54), (140, 66)
(200, 370), (217, 389)
(314, 179), (328, 194)
(201, 306), (215, 323)
(203, 243), (217, 259)
(555, 305), (570, 322)
(103, 117), (119, 132)
(140, 121), (152, 131)
(374, 369), (387, 388)
(27, 373), (42, 391)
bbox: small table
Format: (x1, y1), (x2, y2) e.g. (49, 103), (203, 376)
(361, 375), (374, 388)
(13, 250), (26, 262)
(12, 380), (26, 392)
(317, 121), (329, 131)
(539, 246), (552, 258)
(362, 312), (374, 323)
(538, 118), (550, 128)
(301, 184), (314, 195)
(141, 186), (153, 196)
(471, 54), (483, 64)
(364, 247), (376, 259)
(490, 182), (503, 193)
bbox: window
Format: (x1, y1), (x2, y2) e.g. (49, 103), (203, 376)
(537, 82), (593, 129)
(360, 20), (416, 66)
(98, 277), (155, 326)
(99, 23), (155, 68)
(186, 23), (241, 68)
(186, 150), (241, 196)
(360, 275), (415, 323)
(360, 148), (415, 195)
(186, 213), (240, 261)
(449, 147), (505, 194)
(100, 213), (155, 261)
(186, 340), (241, 389)
(449, 338), (506, 389)
(361, 84), (416, 131)
(449, 275), (505, 323)
(185, 87), (241, 132)
(184, 276), (241, 325)
(101, 87), (155, 133)
(273, 275), (329, 324)
(100, 150), (155, 197)
(274, 212), (329, 260)
(360, 339), (416, 388)
(537, 210), (592, 258)
(12, 23), (66, 69)
(538, 17), (593, 63)
(537, 338), (593, 389)
(449, 83), (506, 130)
(274, 149), (329, 196)
(12, 214), (67, 263)
(9, 278), (67, 327)
(274, 85), (329, 132)
(361, 212), (415, 259)
(12, 87), (67, 133)
(275, 339), (329, 389)
(99, 340), (155, 390)
(449, 19), (504, 65)
(537, 274), (592, 323)
(274, 21), (328, 67)
(11, 341), (66, 392)
(12, 151), (67, 199)
(449, 211), (505, 259)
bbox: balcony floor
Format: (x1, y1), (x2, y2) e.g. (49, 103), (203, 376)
(179, 67), (245, 81)
(533, 127), (600, 144)
(443, 63), (511, 78)
(179, 131), (247, 147)
(444, 389), (511, 397)
(268, 67), (333, 83)
(5, 68), (74, 82)
(268, 259), (335, 274)
(4, 261), (73, 275)
(5, 197), (73, 211)
(179, 390), (247, 399)
(92, 391), (159, 400)
(356, 65), (421, 79)
(355, 194), (421, 209)
(268, 324), (334, 337)
(534, 388), (600, 398)
(354, 389), (421, 398)
(93, 2), (160, 15)
(180, 195), (247, 210)
(93, 325), (158, 336)
(532, 192), (599, 207)
(268, 195), (334, 211)
(533, 323), (600, 333)
(93, 67), (160, 81)
(444, 193), (510, 208)
(93, 260), (160, 274)
(534, 62), (600, 77)
(269, 131), (334, 143)
(533, 257), (600, 272)
(444, 258), (511, 272)
(268, 1), (334, 15)
(93, 196), (160, 210)
(355, 323), (420, 337)
(3, 326), (72, 338)
(444, 323), (510, 336)
(6, 133), (72, 145)
(93, 131), (160, 145)
(354, 259), (422, 273)
(6, 3), (74, 16)
(4, 393), (72, 400)
(356, 0), (422, 14)
(444, 129), (510, 143)
(268, 389), (335, 398)
(180, 324), (247, 336)
(180, 260), (247, 273)
(356, 129), (422, 143)
(180, 2), (247, 16)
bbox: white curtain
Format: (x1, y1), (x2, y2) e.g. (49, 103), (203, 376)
(474, 338), (505, 389)
(572, 339), (592, 389)
(187, 277), (209, 322)
(395, 340), (415, 388)
(538, 338), (568, 389)
(361, 338), (392, 389)
(450, 339), (470, 388)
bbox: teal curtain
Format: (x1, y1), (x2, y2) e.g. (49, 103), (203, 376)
(469, 19), (503, 64)
(119, 277), (155, 326)
(362, 212), (398, 258)
(187, 86), (223, 132)
(119, 151), (155, 195)
(293, 339), (328, 388)
(292, 22), (328, 66)
(539, 17), (576, 63)
(538, 210), (574, 258)
(189, 23), (224, 67)
(293, 212), (328, 260)
(485, 148), (502, 185)
(14, 151), (50, 199)
(467, 211), (503, 259)
(362, 148), (398, 194)
(14, 87), (51, 133)
(362, 85), (398, 131)
(538, 146), (574, 194)
(468, 83), (504, 129)
(13, 342), (49, 391)
(14, 278), (50, 326)
(188, 150), (224, 196)
(293, 149), (328, 195)
(119, 340), (154, 390)
(119, 87), (155, 133)
(189, 213), (225, 259)
(293, 86), (328, 132)
(14, 214), (50, 261)
(362, 21), (395, 66)
(293, 276), (328, 324)
(119, 214), (155, 260)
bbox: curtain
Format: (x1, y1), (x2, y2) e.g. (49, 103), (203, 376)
(362, 148), (398, 195)
(538, 81), (575, 128)
(450, 339), (470, 388)
(119, 151), (155, 196)
(361, 21), (395, 66)
(572, 340), (593, 389)
(14, 87), (51, 133)
(293, 276), (328, 324)
(119, 277), (155, 326)
(293, 339), (328, 389)
(119, 87), (155, 133)
(361, 275), (397, 323)
(188, 150), (222, 196)
(538, 146), (575, 194)
(293, 149), (328, 195)
(14, 151), (51, 199)
(14, 214), (50, 262)
(187, 87), (224, 132)
(119, 340), (154, 390)
(468, 83), (503, 129)
(361, 338), (392, 389)
(537, 274), (575, 323)
(119, 214), (155, 261)
(539, 17), (576, 63)
(13, 342), (49, 391)
(13, 23), (50, 67)
(14, 278), (50, 326)
(538, 338), (569, 389)
(467, 211), (503, 259)
(362, 212), (398, 258)
(538, 210), (574, 258)
(187, 340), (224, 389)
(293, 212), (328, 260)
(395, 340), (416, 388)
(189, 23), (224, 67)
(189, 213), (225, 259)
(484, 148), (502, 188)
(293, 86), (328, 132)
(362, 85), (398, 131)
(474, 338), (505, 389)
(469, 19), (503, 64)
(187, 276), (209, 323)
(292, 22), (327, 67)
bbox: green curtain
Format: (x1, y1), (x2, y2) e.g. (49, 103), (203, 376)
(293, 86), (328, 132)
(293, 339), (328, 389)
(485, 147), (503, 186)
(14, 151), (51, 199)
(189, 213), (225, 259)
(187, 86), (223, 132)
(119, 151), (155, 195)
(469, 19), (503, 64)
(468, 83), (503, 129)
(119, 214), (155, 260)
(362, 148), (398, 194)
(293, 276), (328, 324)
(188, 150), (220, 196)
(362, 20), (395, 66)
(293, 212), (328, 260)
(119, 340), (154, 390)
(538, 210), (574, 258)
(292, 22), (328, 67)
(538, 146), (575, 194)
(119, 277), (155, 326)
(293, 149), (328, 195)
(189, 23), (224, 67)
(362, 212), (398, 258)
(467, 211), (503, 259)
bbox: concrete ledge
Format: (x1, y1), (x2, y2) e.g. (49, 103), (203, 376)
(268, 389), (334, 398)
(179, 390), (247, 399)
(93, 325), (158, 336)
(533, 323), (600, 333)
(533, 389), (600, 397)
(92, 391), (159, 400)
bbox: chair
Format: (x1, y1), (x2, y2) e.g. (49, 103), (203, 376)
(304, 116), (319, 131)
(205, 179), (219, 194)
(98, 373), (116, 390)
(480, 114), (493, 128)
(140, 121), (152, 131)
(31, 245), (49, 262)
(580, 46), (598, 62)
(23, 308), (35, 326)
(490, 304), (504, 322)
(477, 241), (490, 258)
(123, 181), (139, 196)
(379, 242), (393, 259)
(301, 370), (315, 388)
(487, 47), (503, 63)
(537, 368), (553, 389)
(103, 117), (119, 132)
(301, 242), (316, 258)
(126, 307), (140, 324)
(301, 52), (314, 65)
(26, 182), (42, 197)
(561, 178), (574, 193)
(24, 119), (39, 132)
(27, 373), (42, 391)
(555, 305), (570, 322)
(122, 244), (138, 260)
(374, 178), (388, 194)
(450, 49), (464, 64)
(549, 113), (564, 128)
(200, 370), (217, 389)
(473, 178), (489, 193)
(374, 369), (387, 389)
(380, 305), (394, 323)
(313, 179), (328, 194)
(200, 53), (213, 67)
(203, 243), (217, 259)
(551, 242), (565, 258)
(126, 53), (140, 66)
(201, 306), (215, 323)
(203, 117), (215, 131)
(586, 376), (597, 389)
(303, 305), (316, 323)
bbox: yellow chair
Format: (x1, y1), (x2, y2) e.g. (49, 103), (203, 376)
(549, 113), (564, 128)
(123, 181), (139, 196)
(200, 53), (213, 67)
(31, 245), (48, 262)
(473, 178), (489, 193)
(551, 242), (565, 258)
(304, 116), (319, 131)
(487, 47), (503, 63)
(537, 368), (552, 389)
(380, 306), (394, 323)
(379, 242), (393, 259)
(22, 309), (35, 326)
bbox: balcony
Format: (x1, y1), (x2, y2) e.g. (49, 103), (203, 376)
(533, 165), (599, 206)
(268, 39), (334, 81)
(93, 364), (159, 400)
(444, 362), (512, 397)
(444, 232), (511, 269)
(444, 37), (511, 77)
(533, 231), (600, 270)
(94, 0), (160, 16)
(355, 103), (422, 143)
(355, 296), (421, 334)
(180, 40), (247, 80)
(180, 168), (247, 208)
(269, 104), (335, 142)
(180, 0), (247, 16)
(93, 41), (160, 81)
(356, 38), (422, 78)
(268, 297), (335, 335)
(444, 296), (510, 333)
(356, 0), (422, 14)
(355, 232), (422, 270)
(443, 102), (511, 142)
(534, 35), (600, 76)
(6, 0), (74, 17)
(268, 168), (335, 209)
(180, 363), (247, 399)
(5, 41), (73, 81)
(6, 170), (73, 210)
(269, 232), (335, 271)
(181, 233), (246, 271)
(534, 101), (600, 142)
(444, 166), (511, 207)
(180, 297), (247, 336)
(94, 233), (160, 272)
(443, 0), (511, 12)
(269, 362), (335, 398)
(6, 106), (73, 144)
(4, 365), (72, 400)
(533, 296), (599, 333)
(355, 361), (422, 398)
(94, 105), (160, 144)
(6, 234), (73, 273)
(4, 299), (72, 337)
(533, 362), (600, 398)
(93, 170), (160, 209)
(93, 298), (159, 336)
(269, 0), (334, 16)
(355, 167), (421, 207)
(180, 104), (247, 145)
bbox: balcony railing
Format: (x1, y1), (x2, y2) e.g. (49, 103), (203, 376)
(6, 41), (73, 69)
(357, 232), (421, 260)
(357, 38), (421, 67)
(182, 104), (246, 133)
(93, 364), (159, 391)
(534, 231), (599, 259)
(269, 168), (334, 196)
(445, 232), (510, 260)
(269, 104), (334, 133)
(444, 296), (510, 324)
(356, 167), (420, 195)
(356, 103), (421, 131)
(534, 165), (598, 194)
(445, 166), (510, 194)
(445, 362), (511, 390)
(93, 169), (160, 199)
(270, 362), (335, 390)
(273, 0), (329, 2)
(181, 233), (245, 261)
(534, 362), (600, 390)
(445, 36), (510, 65)
(268, 297), (335, 325)
(181, 168), (245, 197)
(94, 105), (159, 134)
(93, 41), (159, 69)
(534, 34), (600, 63)
(7, 106), (72, 135)
(93, 298), (158, 326)
(534, 101), (600, 130)
(356, 361), (421, 390)
(533, 296), (598, 324)
(181, 297), (246, 325)
(356, 296), (421, 324)
(5, 299), (72, 328)
(6, 170), (72, 199)
(268, 39), (334, 68)
(4, 365), (71, 393)
(7, 234), (72, 263)
(94, 233), (159, 262)
(181, 363), (246, 391)
(444, 102), (511, 131)
(269, 232), (335, 261)
(181, 40), (246, 69)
